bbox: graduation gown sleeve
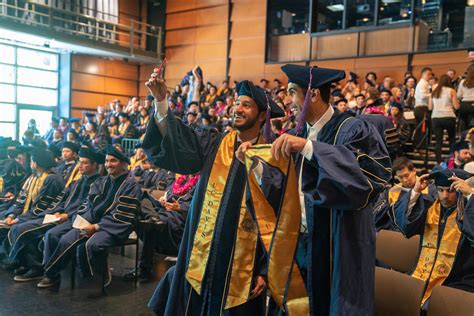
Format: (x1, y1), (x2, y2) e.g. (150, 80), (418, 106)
(303, 119), (391, 210)
(142, 112), (221, 175)
(393, 190), (434, 238)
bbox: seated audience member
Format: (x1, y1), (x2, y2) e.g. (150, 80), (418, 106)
(0, 147), (29, 197)
(373, 157), (436, 231)
(136, 107), (150, 136)
(111, 113), (137, 144)
(57, 117), (69, 135)
(130, 146), (147, 171)
(43, 117), (59, 144)
(38, 146), (142, 288)
(123, 172), (199, 281)
(0, 149), (63, 259)
(49, 129), (64, 147)
(6, 147), (103, 283)
(439, 141), (472, 170)
(335, 98), (348, 113)
(69, 118), (82, 136)
(55, 141), (79, 185)
(65, 128), (80, 144)
(393, 169), (474, 310)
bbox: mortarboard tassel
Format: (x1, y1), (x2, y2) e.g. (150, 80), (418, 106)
(295, 66), (314, 135)
(264, 93), (274, 143)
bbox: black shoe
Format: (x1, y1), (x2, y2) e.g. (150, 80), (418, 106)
(13, 268), (42, 282)
(122, 267), (152, 281)
(2, 261), (20, 272)
(37, 276), (61, 288)
(13, 266), (28, 276)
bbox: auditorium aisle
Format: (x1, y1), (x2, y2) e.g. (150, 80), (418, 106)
(0, 249), (171, 316)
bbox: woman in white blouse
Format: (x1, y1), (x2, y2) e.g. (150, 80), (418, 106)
(457, 64), (474, 131)
(429, 74), (460, 164)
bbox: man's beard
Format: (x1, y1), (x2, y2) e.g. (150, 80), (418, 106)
(233, 113), (260, 132)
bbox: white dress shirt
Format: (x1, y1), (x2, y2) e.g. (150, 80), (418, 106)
(299, 106), (334, 232)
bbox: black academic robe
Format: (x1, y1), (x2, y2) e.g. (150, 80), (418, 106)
(373, 183), (437, 232)
(1, 159), (27, 195)
(79, 172), (142, 240)
(7, 172), (64, 220)
(143, 113), (268, 315)
(55, 161), (77, 182)
(394, 191), (474, 293)
(7, 174), (100, 265)
(289, 111), (391, 315)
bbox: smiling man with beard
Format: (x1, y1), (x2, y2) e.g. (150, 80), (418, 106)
(143, 68), (285, 315)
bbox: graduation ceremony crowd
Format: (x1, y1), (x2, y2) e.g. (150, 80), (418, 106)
(0, 59), (473, 315)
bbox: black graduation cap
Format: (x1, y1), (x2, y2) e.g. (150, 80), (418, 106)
(69, 118), (81, 124)
(281, 64), (346, 133)
(118, 112), (130, 120)
(79, 146), (105, 164)
(281, 64), (346, 90)
(146, 95), (155, 102)
(186, 110), (198, 117)
(380, 88), (393, 96)
(355, 93), (365, 99)
(236, 80), (284, 118)
(105, 145), (130, 164)
(452, 141), (470, 153)
(7, 145), (32, 157)
(66, 128), (79, 139)
(62, 141), (80, 153)
(468, 47), (474, 52)
(331, 89), (342, 97)
(334, 98), (348, 106)
(390, 102), (403, 111)
(85, 113), (96, 119)
(31, 148), (56, 170)
(48, 144), (61, 158)
(214, 96), (225, 103)
(428, 168), (472, 187)
(51, 117), (59, 123)
(236, 80), (285, 142)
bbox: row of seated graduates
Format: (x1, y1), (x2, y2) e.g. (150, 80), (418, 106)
(0, 138), (196, 290)
(372, 155), (474, 312)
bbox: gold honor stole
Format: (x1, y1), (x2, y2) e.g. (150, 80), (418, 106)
(411, 200), (462, 305)
(243, 145), (309, 315)
(65, 164), (81, 188)
(186, 130), (244, 302)
(23, 172), (49, 213)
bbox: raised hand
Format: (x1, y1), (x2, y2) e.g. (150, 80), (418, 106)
(413, 174), (430, 194)
(145, 67), (167, 102)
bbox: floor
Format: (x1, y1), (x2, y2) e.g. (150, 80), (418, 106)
(0, 247), (173, 316)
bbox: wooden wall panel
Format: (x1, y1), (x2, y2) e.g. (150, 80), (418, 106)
(71, 54), (141, 117)
(362, 27), (412, 56)
(315, 34), (359, 59)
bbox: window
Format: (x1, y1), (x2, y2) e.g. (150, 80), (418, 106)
(267, 0), (310, 35)
(0, 43), (59, 139)
(346, 0), (376, 29)
(378, 0), (412, 26)
(17, 48), (58, 71)
(315, 0), (344, 32)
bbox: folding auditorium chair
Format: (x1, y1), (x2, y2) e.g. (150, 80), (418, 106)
(427, 285), (474, 316)
(374, 266), (425, 316)
(376, 229), (420, 273)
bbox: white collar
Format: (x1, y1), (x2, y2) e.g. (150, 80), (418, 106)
(237, 133), (260, 145)
(307, 105), (334, 135)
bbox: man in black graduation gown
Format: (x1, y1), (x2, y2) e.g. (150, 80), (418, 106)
(37, 146), (142, 288)
(55, 141), (79, 184)
(373, 156), (436, 232)
(393, 168), (474, 310)
(123, 172), (196, 281)
(143, 68), (285, 315)
(7, 147), (103, 283)
(269, 64), (392, 315)
(0, 149), (63, 270)
(0, 146), (29, 196)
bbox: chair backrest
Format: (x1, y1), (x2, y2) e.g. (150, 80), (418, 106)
(376, 229), (420, 273)
(122, 138), (140, 156)
(375, 267), (425, 316)
(428, 285), (474, 316)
